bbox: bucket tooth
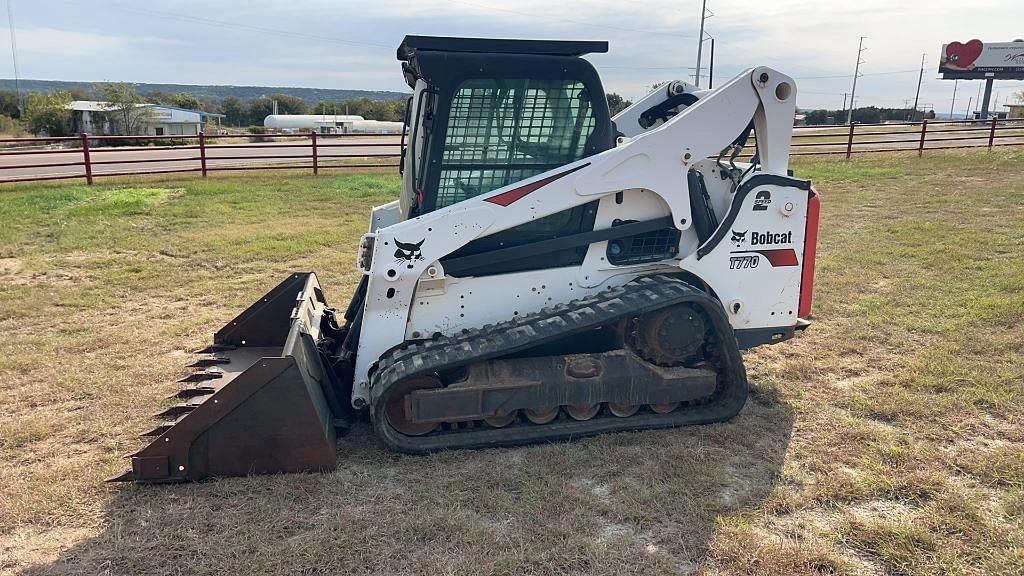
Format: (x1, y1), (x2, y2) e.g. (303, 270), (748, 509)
(141, 424), (172, 437)
(187, 357), (231, 368)
(196, 344), (237, 354)
(178, 370), (223, 383)
(107, 469), (136, 483)
(169, 386), (216, 400)
(154, 404), (197, 420)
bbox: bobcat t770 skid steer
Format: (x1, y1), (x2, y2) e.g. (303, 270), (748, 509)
(114, 36), (820, 483)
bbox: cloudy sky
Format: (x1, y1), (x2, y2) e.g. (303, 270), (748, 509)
(3, 0), (1023, 111)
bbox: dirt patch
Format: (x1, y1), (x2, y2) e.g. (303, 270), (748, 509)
(14, 271), (78, 285)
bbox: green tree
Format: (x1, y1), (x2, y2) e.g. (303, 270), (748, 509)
(267, 93), (308, 115)
(247, 98), (275, 125)
(248, 94), (309, 126)
(24, 90), (73, 136)
(312, 99), (392, 120)
(142, 91), (201, 110)
(68, 87), (93, 101)
(143, 90), (173, 105)
(0, 90), (21, 118)
(95, 82), (152, 135)
(220, 96), (247, 126)
(312, 100), (337, 115)
(167, 92), (201, 110)
(606, 93), (631, 115)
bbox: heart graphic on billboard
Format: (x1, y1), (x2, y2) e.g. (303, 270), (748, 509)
(945, 40), (983, 69)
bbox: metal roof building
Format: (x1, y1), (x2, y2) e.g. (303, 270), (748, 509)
(68, 101), (225, 136)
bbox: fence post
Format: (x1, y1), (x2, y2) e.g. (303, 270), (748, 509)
(845, 122), (856, 159)
(917, 119), (928, 157)
(81, 133), (93, 185)
(198, 131), (208, 177)
(988, 116), (997, 150)
(311, 130), (319, 175)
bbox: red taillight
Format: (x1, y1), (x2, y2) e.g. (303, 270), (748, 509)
(798, 188), (820, 318)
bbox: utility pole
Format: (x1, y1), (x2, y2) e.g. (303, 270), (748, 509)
(707, 36), (715, 89)
(694, 0), (707, 87)
(6, 0), (21, 114)
(847, 36), (866, 125)
(947, 79), (959, 119)
(842, 92), (849, 121)
(912, 53), (925, 121)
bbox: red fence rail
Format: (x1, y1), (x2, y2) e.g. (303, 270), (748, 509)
(0, 131), (401, 185)
(787, 117), (1024, 159)
(0, 118), (1021, 185)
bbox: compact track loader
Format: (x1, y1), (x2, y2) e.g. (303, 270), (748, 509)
(113, 36), (820, 483)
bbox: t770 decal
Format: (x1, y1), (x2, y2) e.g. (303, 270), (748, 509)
(729, 248), (799, 268)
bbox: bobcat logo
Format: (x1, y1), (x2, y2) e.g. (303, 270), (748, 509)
(731, 229), (747, 247)
(394, 239), (424, 269)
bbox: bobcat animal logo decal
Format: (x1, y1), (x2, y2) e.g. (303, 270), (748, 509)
(394, 239), (425, 269)
(731, 229), (747, 247)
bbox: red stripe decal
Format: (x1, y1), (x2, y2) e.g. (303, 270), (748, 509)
(798, 188), (821, 317)
(755, 248), (799, 267)
(483, 163), (589, 207)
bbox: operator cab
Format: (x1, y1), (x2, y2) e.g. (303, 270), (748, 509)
(396, 35), (616, 276)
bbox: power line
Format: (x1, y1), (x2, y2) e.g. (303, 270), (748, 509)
(797, 68), (917, 80)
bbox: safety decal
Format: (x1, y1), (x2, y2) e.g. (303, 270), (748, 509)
(729, 248), (799, 268)
(752, 190), (771, 211)
(483, 163), (590, 206)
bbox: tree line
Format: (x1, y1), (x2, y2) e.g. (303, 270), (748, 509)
(0, 82), (635, 137)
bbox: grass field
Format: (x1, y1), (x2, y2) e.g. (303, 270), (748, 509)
(1, 150), (1023, 575)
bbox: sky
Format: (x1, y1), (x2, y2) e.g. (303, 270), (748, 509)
(2, 0), (1023, 112)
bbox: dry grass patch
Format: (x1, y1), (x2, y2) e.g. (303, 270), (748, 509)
(2, 150), (1024, 575)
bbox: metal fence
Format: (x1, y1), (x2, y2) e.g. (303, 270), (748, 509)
(0, 132), (401, 185)
(788, 117), (1024, 159)
(1, 118), (1022, 185)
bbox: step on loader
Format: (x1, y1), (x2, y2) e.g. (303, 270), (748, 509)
(113, 35), (820, 483)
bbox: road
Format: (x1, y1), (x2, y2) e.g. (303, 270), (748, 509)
(0, 136), (402, 182)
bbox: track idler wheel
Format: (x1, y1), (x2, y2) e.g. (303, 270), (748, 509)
(566, 403), (600, 421)
(524, 406), (559, 424)
(608, 402), (640, 418)
(649, 402), (681, 414)
(484, 410), (517, 428)
(385, 375), (442, 436)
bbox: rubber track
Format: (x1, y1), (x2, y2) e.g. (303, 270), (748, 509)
(370, 275), (748, 453)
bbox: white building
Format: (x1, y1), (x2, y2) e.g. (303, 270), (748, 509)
(68, 101), (224, 136)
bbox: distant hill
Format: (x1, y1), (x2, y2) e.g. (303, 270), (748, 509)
(0, 79), (408, 103)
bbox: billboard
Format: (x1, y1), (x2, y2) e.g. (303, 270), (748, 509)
(939, 40), (1024, 80)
